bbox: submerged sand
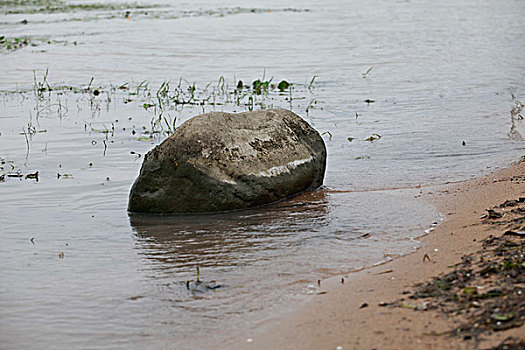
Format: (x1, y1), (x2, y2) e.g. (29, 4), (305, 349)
(224, 159), (525, 350)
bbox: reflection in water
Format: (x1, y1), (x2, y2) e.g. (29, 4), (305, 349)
(130, 190), (329, 270)
(128, 190), (334, 344)
(127, 188), (438, 348)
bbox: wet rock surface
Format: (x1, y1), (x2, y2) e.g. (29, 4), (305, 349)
(128, 109), (326, 213)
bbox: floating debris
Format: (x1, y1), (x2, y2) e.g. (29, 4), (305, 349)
(321, 131), (333, 140)
(57, 173), (73, 179)
(362, 66), (373, 78)
(25, 171), (39, 181)
(0, 35), (31, 51)
(503, 230), (525, 237)
(363, 134), (381, 142)
(401, 301), (428, 311)
(486, 209), (504, 219)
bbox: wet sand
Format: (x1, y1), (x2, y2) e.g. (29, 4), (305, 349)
(226, 158), (525, 350)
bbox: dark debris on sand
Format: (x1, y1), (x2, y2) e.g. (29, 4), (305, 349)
(488, 337), (525, 350)
(393, 198), (525, 349)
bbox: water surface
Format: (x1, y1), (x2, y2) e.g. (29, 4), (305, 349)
(0, 0), (524, 348)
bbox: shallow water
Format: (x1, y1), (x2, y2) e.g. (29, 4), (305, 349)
(1, 0), (524, 348)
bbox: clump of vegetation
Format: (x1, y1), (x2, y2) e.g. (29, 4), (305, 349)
(123, 75), (314, 134)
(1, 0), (157, 14)
(390, 198), (525, 346)
(1, 71), (320, 166)
(0, 35), (70, 52)
(0, 157), (39, 182)
(0, 35), (32, 51)
(252, 78), (272, 94)
(278, 80), (290, 91)
(491, 337), (524, 350)
(1, 0), (309, 24)
(251, 76), (291, 95)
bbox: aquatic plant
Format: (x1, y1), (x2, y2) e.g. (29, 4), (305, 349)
(307, 75), (317, 91)
(1, 0), (159, 14)
(362, 66), (373, 79)
(0, 71), (322, 167)
(1, 1), (309, 25)
(0, 35), (31, 51)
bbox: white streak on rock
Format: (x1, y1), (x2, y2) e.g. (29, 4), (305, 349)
(252, 156), (313, 178)
(221, 178), (237, 185)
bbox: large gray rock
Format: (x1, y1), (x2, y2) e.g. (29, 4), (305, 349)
(128, 109), (326, 213)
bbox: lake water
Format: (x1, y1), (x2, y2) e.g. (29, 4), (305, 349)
(0, 0), (524, 348)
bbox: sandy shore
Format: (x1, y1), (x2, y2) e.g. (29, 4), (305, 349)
(226, 159), (524, 350)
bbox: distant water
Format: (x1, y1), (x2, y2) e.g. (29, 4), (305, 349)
(0, 0), (524, 348)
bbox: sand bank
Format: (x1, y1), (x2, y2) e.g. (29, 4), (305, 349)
(226, 159), (524, 350)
